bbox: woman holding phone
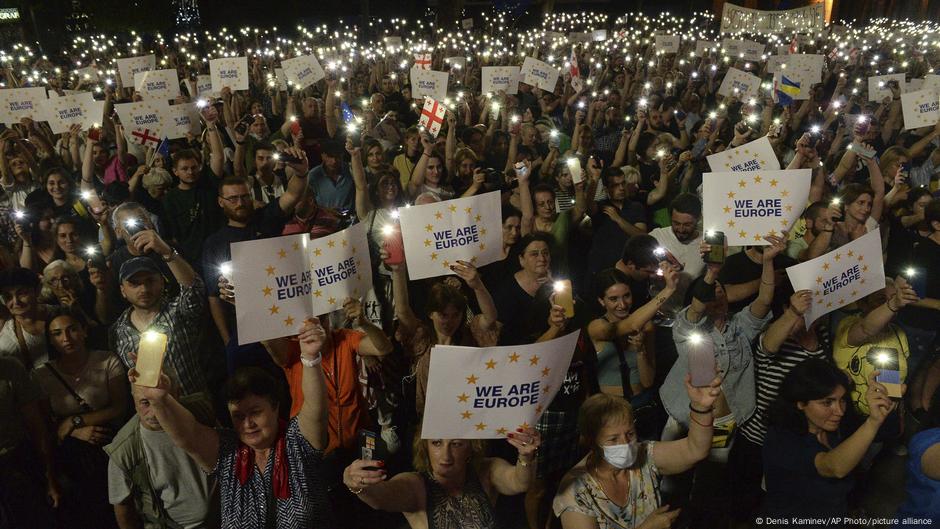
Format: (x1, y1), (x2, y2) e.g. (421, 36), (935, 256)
(762, 359), (900, 520)
(588, 267), (678, 402)
(33, 311), (128, 529)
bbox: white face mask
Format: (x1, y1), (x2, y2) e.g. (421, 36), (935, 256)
(601, 441), (639, 469)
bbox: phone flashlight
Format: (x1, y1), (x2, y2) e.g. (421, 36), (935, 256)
(219, 262), (232, 276)
(553, 280), (565, 292)
(196, 99), (208, 109)
(382, 224), (395, 237)
(84, 246), (96, 257)
(13, 210), (25, 220)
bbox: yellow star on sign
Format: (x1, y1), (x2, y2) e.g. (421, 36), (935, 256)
(328, 297), (336, 305)
(485, 359), (497, 369)
(780, 219), (789, 227)
(442, 260), (450, 268)
(847, 251), (854, 257)
(313, 290), (322, 297)
(541, 367), (551, 377)
(424, 239), (432, 247)
(479, 243), (486, 250)
(529, 355), (540, 366)
(543, 384), (552, 394)
(435, 211), (443, 219)
(816, 276), (823, 284)
(535, 405), (544, 414)
(278, 248), (287, 258)
(283, 316), (295, 327)
(266, 265), (276, 276)
(862, 265), (869, 272)
(449, 204), (457, 213)
(727, 220), (736, 228)
(465, 207), (472, 214)
(519, 421), (530, 430)
(268, 304), (280, 315)
(835, 253), (842, 261)
(723, 206), (731, 213)
(785, 205), (793, 212)
(781, 190), (789, 197)
(496, 427), (508, 436)
(753, 234), (763, 241)
(857, 254), (864, 262)
(461, 411), (473, 420)
(480, 228), (487, 236)
(466, 374), (479, 384)
(508, 352), (520, 363)
(430, 252), (438, 260)
(475, 422), (487, 431)
(425, 224), (434, 232)
(770, 178), (778, 187)
(753, 175), (762, 184)
(328, 240), (336, 248)
(739, 230), (748, 239)
(738, 179), (747, 188)
(826, 302), (833, 308)
(263, 286), (272, 296)
(727, 191), (736, 199)
(314, 248), (322, 256)
(292, 241), (300, 251)
(475, 214), (482, 222)
(341, 239), (348, 247)
(823, 263), (830, 271)
(457, 393), (469, 403)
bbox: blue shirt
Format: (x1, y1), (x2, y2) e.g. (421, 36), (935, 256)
(895, 427), (940, 522)
(307, 164), (354, 211)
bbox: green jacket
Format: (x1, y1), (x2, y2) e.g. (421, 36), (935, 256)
(104, 393), (219, 529)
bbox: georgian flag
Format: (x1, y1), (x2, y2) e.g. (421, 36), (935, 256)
(418, 96), (446, 138)
(414, 53), (432, 70)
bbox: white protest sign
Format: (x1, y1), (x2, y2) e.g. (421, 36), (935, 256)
(921, 74), (940, 94)
(721, 2), (825, 34)
(868, 73), (906, 102)
(696, 40), (719, 56)
(40, 92), (103, 134)
(703, 169), (811, 246)
(481, 66), (520, 95)
(908, 79), (925, 93)
(444, 57), (467, 71)
(210, 56), (249, 91)
(410, 68), (449, 101)
(114, 100), (171, 142)
(901, 89), (940, 130)
(717, 67), (761, 100)
(195, 75), (215, 98)
(383, 36), (403, 49)
(164, 103), (202, 139)
(397, 191), (503, 281)
(134, 69), (181, 101)
(420, 330), (581, 439)
(75, 66), (99, 83)
(281, 55), (325, 90)
(0, 87), (48, 125)
(520, 57), (560, 92)
(786, 229), (886, 326)
(655, 35), (681, 54)
(706, 136), (780, 172)
(568, 32), (592, 43)
(768, 54), (823, 77)
(741, 40), (766, 61)
(116, 54), (155, 87)
(722, 38), (743, 57)
(230, 223), (373, 345)
(592, 30), (608, 42)
(273, 68), (289, 91)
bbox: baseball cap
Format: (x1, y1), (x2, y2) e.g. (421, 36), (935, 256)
(119, 257), (162, 282)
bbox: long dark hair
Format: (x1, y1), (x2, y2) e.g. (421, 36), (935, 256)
(768, 358), (851, 435)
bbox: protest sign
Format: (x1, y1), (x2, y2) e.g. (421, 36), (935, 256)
(722, 38), (743, 57)
(41, 92), (103, 134)
(116, 54), (155, 87)
(720, 2), (825, 33)
(741, 40), (765, 61)
(520, 57), (560, 92)
(901, 89), (939, 130)
(868, 73), (906, 102)
(397, 191), (503, 280)
(773, 69), (814, 100)
(592, 30), (608, 41)
(164, 103), (202, 139)
(135, 69), (181, 101)
(696, 40), (718, 56)
(921, 74), (940, 94)
(786, 229), (886, 326)
(114, 100), (171, 145)
(444, 57), (467, 71)
(481, 66), (520, 95)
(210, 56), (249, 91)
(76, 66), (99, 82)
(655, 35), (680, 54)
(703, 169), (812, 246)
(0, 87), (48, 125)
(419, 97), (446, 137)
(195, 75), (215, 98)
(410, 68), (448, 101)
(273, 68), (289, 91)
(717, 67), (760, 100)
(421, 330), (581, 439)
(281, 55), (325, 90)
(383, 36), (403, 49)
(706, 136), (780, 172)
(414, 53), (432, 70)
(230, 223), (373, 344)
(568, 32), (592, 43)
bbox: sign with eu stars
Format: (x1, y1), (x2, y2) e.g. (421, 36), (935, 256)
(229, 223), (372, 345)
(703, 169), (811, 246)
(706, 136), (780, 173)
(421, 330), (580, 439)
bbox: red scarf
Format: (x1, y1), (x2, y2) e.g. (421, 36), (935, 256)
(234, 419), (291, 499)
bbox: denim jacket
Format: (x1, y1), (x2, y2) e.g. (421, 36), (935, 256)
(659, 303), (771, 428)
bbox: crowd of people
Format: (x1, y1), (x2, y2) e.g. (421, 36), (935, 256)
(1, 7), (939, 529)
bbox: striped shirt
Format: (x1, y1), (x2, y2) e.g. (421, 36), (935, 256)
(739, 331), (829, 445)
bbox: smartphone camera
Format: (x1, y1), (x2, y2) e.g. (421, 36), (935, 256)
(704, 230), (726, 264)
(123, 217), (145, 237)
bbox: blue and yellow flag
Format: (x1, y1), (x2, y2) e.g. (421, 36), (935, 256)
(775, 75), (801, 106)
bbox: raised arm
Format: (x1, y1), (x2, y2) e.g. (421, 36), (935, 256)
(297, 318), (330, 450)
(452, 260), (498, 330)
(749, 234), (785, 319)
(342, 298), (392, 357)
(588, 266), (677, 341)
(845, 277), (918, 347)
(325, 80), (339, 139)
(486, 428), (539, 495)
(761, 290), (811, 354)
(406, 135), (435, 198)
(130, 230), (196, 288)
(651, 376), (719, 475)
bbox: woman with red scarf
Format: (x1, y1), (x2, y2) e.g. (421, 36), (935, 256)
(129, 318), (332, 529)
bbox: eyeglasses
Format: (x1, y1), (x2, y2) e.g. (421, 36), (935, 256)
(49, 276), (71, 286)
(219, 194), (253, 204)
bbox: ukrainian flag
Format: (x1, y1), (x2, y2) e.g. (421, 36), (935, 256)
(775, 76), (801, 106)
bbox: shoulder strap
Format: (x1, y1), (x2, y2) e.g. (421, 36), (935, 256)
(12, 320), (31, 369)
(43, 361), (94, 412)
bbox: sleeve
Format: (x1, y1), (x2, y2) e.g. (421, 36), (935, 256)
(468, 314), (501, 347)
(738, 302), (773, 342)
(208, 427), (239, 476)
(673, 306), (706, 342)
(107, 459), (135, 505)
(169, 274), (207, 319)
(551, 472), (596, 519)
(202, 242), (222, 298)
(763, 427), (824, 479)
(258, 198), (289, 238)
(415, 352), (430, 417)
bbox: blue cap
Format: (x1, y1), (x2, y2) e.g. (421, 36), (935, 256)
(119, 256), (161, 282)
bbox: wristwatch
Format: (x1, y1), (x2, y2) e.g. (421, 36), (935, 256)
(162, 249), (179, 263)
(71, 415), (84, 428)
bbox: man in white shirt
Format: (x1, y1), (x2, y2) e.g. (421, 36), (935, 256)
(649, 193), (705, 315)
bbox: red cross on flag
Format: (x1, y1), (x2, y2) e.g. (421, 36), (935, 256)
(419, 97), (446, 138)
(414, 53), (432, 70)
(130, 128), (162, 148)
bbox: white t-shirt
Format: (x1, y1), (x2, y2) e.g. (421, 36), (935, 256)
(108, 425), (214, 529)
(650, 226), (705, 315)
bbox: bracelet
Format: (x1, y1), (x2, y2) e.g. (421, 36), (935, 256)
(517, 457), (533, 467)
(689, 403), (714, 414)
(761, 280), (774, 286)
(421, 151), (431, 157)
(347, 485), (365, 495)
(690, 414), (714, 428)
(162, 249), (178, 263)
(300, 353), (322, 367)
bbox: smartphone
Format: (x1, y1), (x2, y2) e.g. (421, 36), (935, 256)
(135, 331), (168, 387)
(870, 347), (903, 399)
(553, 279), (575, 318)
(567, 158), (583, 184)
(123, 217), (146, 237)
(359, 429), (388, 470)
(906, 267), (927, 298)
(704, 231), (726, 264)
(276, 152), (303, 165)
(674, 109), (687, 121)
(806, 133), (819, 148)
(382, 224), (405, 267)
(850, 142), (876, 159)
(234, 115), (251, 135)
(513, 161), (528, 179)
(688, 334), (717, 387)
(86, 246), (107, 269)
(87, 127), (101, 142)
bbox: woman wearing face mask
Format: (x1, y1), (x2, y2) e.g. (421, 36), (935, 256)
(342, 426), (540, 529)
(554, 378), (721, 529)
(762, 359), (898, 521)
(589, 267), (678, 402)
(33, 312), (128, 529)
(385, 248), (500, 416)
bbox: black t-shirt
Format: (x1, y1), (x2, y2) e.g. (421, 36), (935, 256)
(718, 251), (796, 314)
(492, 275), (537, 346)
(161, 167), (223, 274)
(588, 199), (648, 274)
